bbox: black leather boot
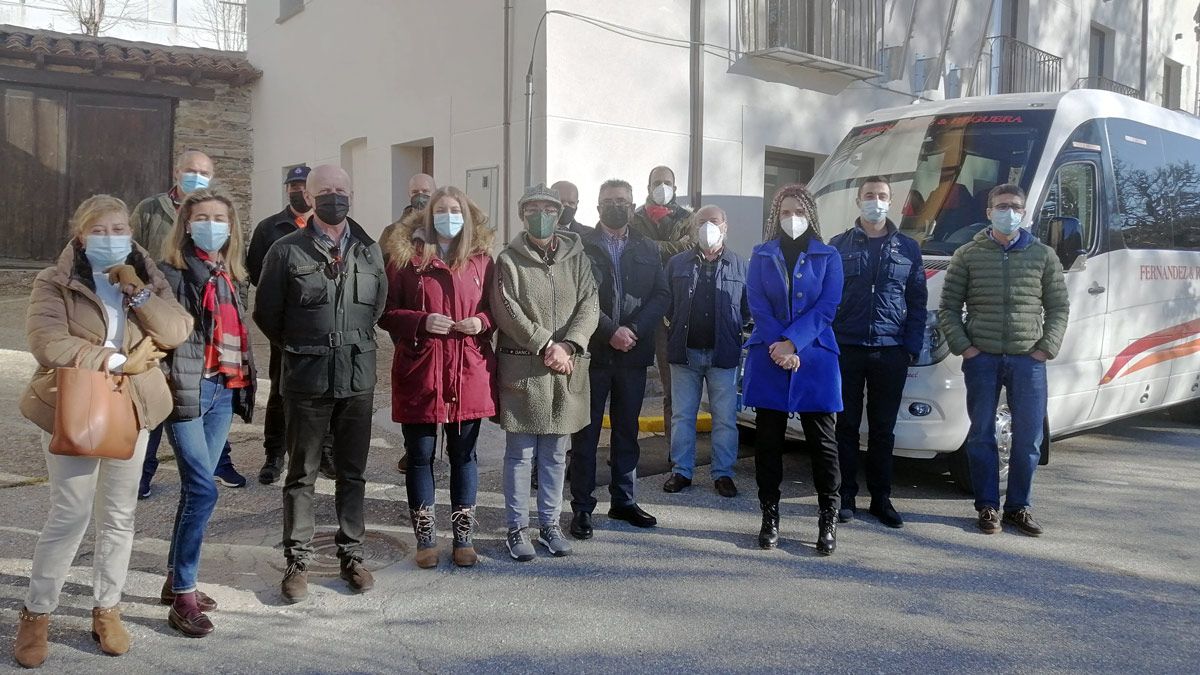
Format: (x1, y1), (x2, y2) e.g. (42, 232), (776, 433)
(758, 501), (779, 549)
(816, 508), (837, 555)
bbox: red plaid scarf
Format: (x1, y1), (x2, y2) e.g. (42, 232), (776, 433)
(196, 249), (251, 389)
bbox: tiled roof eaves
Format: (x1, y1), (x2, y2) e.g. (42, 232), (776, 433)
(0, 24), (260, 84)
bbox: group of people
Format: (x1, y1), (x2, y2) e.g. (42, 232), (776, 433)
(12, 147), (1068, 668)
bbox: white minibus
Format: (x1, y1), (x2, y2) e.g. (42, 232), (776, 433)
(764, 90), (1200, 489)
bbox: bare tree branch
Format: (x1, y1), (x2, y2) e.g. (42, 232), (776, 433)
(49, 0), (136, 37)
(193, 0), (248, 52)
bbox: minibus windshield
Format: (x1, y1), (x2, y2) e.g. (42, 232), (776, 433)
(810, 110), (1053, 256)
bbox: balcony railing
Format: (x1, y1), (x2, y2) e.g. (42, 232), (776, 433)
(740, 0), (883, 79)
(972, 36), (1062, 96)
(1072, 76), (1140, 98)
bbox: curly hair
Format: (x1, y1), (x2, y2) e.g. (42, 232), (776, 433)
(763, 183), (822, 242)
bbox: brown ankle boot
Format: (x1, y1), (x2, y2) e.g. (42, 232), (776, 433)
(450, 506), (478, 567)
(91, 605), (130, 656)
(409, 507), (438, 569)
(14, 608), (49, 668)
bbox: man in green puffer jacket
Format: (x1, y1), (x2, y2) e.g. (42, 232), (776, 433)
(938, 184), (1069, 538)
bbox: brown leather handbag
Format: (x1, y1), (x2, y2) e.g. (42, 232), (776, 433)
(49, 361), (138, 460)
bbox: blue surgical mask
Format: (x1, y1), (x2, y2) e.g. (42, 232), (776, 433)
(179, 172), (210, 194)
(990, 208), (1023, 235)
(859, 199), (889, 223)
(190, 220), (230, 254)
(433, 212), (464, 238)
(84, 234), (133, 271)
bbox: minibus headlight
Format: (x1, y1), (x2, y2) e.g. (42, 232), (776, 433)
(913, 315), (949, 366)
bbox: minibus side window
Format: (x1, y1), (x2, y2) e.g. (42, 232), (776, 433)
(1039, 163), (1097, 252)
(1110, 119), (1171, 250)
(1159, 128), (1200, 251)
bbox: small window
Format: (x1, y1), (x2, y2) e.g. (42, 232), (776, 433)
(1039, 162), (1097, 251)
(1162, 60), (1183, 110)
(278, 0), (305, 24)
(763, 150), (815, 230)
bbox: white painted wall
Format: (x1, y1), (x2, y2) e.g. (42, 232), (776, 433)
(0, 0), (240, 50)
(246, 0), (545, 242)
(245, 0), (1198, 256)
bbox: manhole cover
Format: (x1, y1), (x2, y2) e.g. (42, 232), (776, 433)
(269, 529), (410, 577)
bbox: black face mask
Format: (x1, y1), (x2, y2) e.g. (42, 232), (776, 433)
(410, 193), (430, 211)
(557, 205), (578, 226)
(314, 193), (350, 225)
(288, 191), (310, 213)
(600, 204), (630, 229)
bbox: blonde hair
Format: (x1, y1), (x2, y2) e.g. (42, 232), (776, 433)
(160, 189), (247, 282)
(415, 186), (489, 272)
(71, 194), (129, 237)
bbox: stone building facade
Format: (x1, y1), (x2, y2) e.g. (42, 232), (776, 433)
(0, 25), (259, 262)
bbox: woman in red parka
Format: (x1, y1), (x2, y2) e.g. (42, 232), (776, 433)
(379, 186), (497, 569)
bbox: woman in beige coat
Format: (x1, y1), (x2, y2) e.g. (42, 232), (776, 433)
(13, 195), (191, 668)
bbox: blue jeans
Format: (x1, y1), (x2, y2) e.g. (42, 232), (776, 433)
(165, 376), (235, 593)
(401, 420), (481, 509)
(962, 352), (1047, 512)
(669, 349), (739, 480)
(141, 426), (236, 486)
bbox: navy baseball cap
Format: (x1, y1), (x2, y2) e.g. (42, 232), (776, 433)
(285, 166), (311, 184)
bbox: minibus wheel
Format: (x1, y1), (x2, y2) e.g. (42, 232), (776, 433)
(947, 403), (1012, 494)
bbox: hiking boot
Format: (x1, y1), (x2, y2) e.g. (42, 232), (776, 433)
(280, 561), (308, 604)
(537, 523), (573, 557)
(340, 558), (375, 592)
(506, 527), (536, 562)
(978, 506), (1001, 534)
(410, 507), (438, 569)
(450, 506), (478, 568)
(396, 453), (408, 474)
(258, 456), (284, 485)
(14, 608), (49, 668)
(1002, 508), (1043, 537)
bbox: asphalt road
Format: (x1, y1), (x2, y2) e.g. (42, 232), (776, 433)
(0, 287), (1197, 674)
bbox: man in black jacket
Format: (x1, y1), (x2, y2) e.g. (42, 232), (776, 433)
(569, 178), (670, 539)
(246, 165), (335, 485)
(254, 164), (388, 603)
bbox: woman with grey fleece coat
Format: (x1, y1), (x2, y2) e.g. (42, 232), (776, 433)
(493, 184), (599, 562)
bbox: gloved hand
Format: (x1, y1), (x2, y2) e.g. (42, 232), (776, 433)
(106, 265), (145, 295)
(122, 337), (167, 375)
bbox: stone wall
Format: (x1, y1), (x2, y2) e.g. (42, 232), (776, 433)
(173, 82), (254, 235)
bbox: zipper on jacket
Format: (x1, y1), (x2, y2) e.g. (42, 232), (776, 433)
(1001, 250), (1011, 348)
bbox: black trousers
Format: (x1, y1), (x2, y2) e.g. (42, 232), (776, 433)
(836, 345), (909, 504)
(265, 344), (335, 463)
(754, 408), (840, 511)
(570, 366), (648, 513)
(281, 393), (373, 564)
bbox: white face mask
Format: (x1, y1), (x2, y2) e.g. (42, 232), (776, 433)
(781, 215), (808, 240)
(859, 199), (889, 223)
(652, 184), (674, 206)
(698, 221), (724, 251)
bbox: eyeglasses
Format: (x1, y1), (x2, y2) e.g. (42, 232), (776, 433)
(522, 207), (561, 216)
(599, 200), (630, 208)
(324, 245), (345, 279)
(992, 202), (1025, 211)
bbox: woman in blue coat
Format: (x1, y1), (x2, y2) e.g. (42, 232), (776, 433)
(743, 184), (843, 554)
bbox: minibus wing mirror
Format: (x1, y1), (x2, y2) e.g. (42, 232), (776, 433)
(1040, 216), (1086, 271)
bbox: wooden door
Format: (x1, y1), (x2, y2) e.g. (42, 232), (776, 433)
(0, 84), (172, 261)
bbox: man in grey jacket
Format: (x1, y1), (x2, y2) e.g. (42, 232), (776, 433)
(254, 164), (388, 602)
